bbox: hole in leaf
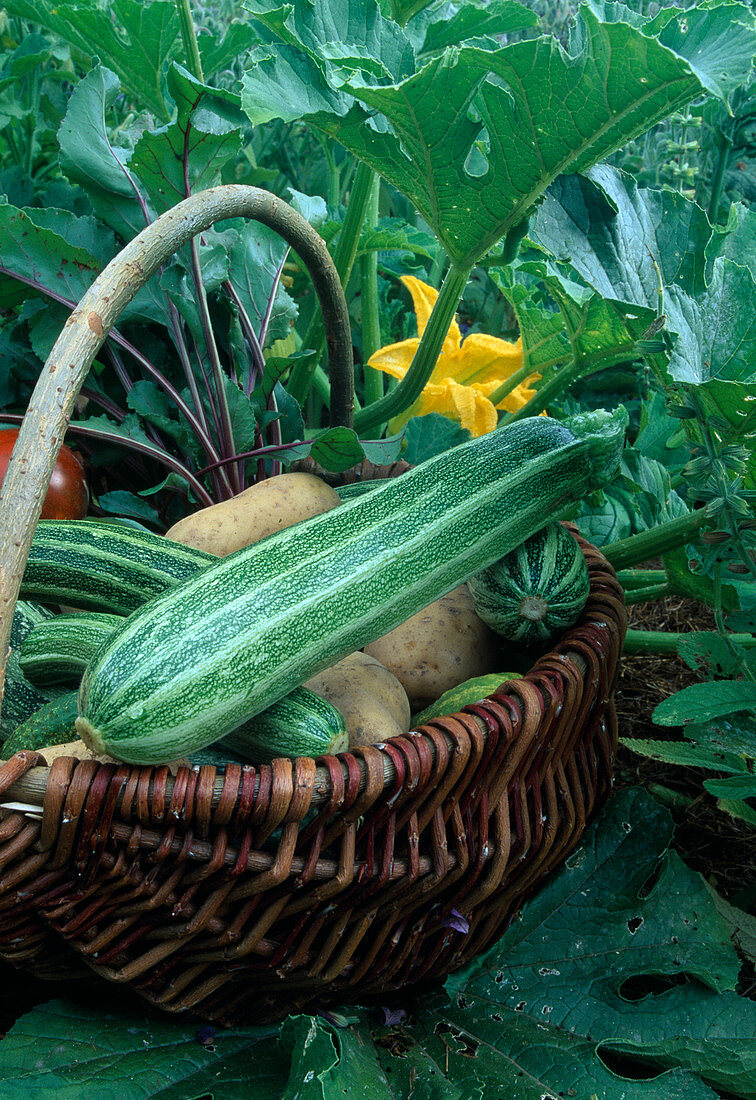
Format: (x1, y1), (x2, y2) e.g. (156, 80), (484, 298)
(619, 972), (691, 1002)
(638, 861), (663, 898)
(434, 1022), (479, 1057)
(464, 141), (489, 178)
(627, 916), (643, 934)
(597, 1044), (673, 1081)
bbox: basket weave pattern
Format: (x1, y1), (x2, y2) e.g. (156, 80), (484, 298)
(0, 535), (625, 1024)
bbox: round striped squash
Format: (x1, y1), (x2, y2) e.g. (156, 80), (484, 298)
(468, 523), (590, 646)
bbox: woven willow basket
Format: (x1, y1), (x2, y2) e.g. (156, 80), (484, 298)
(0, 187), (626, 1025)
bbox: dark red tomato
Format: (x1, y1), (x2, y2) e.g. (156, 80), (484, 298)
(0, 428), (89, 520)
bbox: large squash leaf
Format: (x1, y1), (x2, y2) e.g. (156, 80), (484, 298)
(242, 2), (756, 266)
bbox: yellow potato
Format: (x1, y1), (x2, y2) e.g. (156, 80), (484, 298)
(304, 651), (411, 748)
(363, 584), (498, 709)
(36, 740), (190, 773)
(165, 472), (340, 556)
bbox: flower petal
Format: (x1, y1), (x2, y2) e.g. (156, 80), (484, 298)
(366, 337), (419, 381)
(417, 379), (498, 437)
(400, 275), (461, 353)
(452, 332), (524, 387)
(476, 377), (541, 414)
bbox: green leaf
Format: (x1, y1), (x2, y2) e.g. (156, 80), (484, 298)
(198, 21), (260, 80)
(635, 389), (692, 471)
(246, 0), (415, 84)
(708, 203), (756, 278)
(531, 166), (714, 306)
(686, 712), (756, 760)
(98, 490), (161, 524)
(653, 680), (756, 726)
(130, 115), (241, 218)
(663, 259), (756, 385)
(663, 547), (740, 610)
(530, 168), (756, 388)
(0, 202), (103, 309)
(126, 380), (193, 450)
(703, 774), (756, 800)
(2, 0), (180, 120)
(620, 737), (746, 774)
(282, 1016), (392, 1099)
(373, 788), (751, 1098)
(676, 631), (749, 678)
(360, 432), (404, 466)
(402, 412), (471, 464)
(244, 5), (755, 265)
(58, 64), (147, 242)
(227, 221), (298, 345)
(0, 999), (288, 1099)
(417, 1), (538, 55)
(309, 426), (365, 471)
(717, 798), (756, 828)
(650, 1), (756, 105)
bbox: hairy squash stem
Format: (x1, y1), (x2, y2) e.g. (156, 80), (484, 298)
(624, 629), (756, 655)
(361, 174), (384, 406)
(0, 186), (354, 712)
(623, 583), (672, 605)
(603, 509), (708, 570)
(616, 568), (668, 589)
(288, 160), (377, 408)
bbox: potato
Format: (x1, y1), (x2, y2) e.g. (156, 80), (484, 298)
(165, 472), (340, 556)
(304, 651), (411, 748)
(36, 739), (190, 774)
(363, 584), (498, 709)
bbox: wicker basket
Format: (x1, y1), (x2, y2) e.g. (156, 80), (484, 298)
(0, 186), (626, 1024)
(0, 525), (625, 1023)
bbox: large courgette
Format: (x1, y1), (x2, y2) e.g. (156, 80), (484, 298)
(77, 409), (628, 764)
(19, 611), (122, 685)
(22, 520), (215, 614)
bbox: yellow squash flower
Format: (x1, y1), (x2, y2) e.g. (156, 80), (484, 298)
(367, 275), (539, 437)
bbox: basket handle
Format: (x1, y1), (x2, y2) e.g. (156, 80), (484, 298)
(0, 185), (354, 712)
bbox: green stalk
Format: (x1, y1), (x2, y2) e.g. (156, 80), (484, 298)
(288, 160), (376, 407)
(623, 582), (672, 605)
(624, 629), (756, 655)
(487, 356), (558, 410)
(361, 174), (384, 407)
(616, 568), (668, 589)
(354, 261), (471, 436)
(176, 0), (204, 81)
(603, 509), (707, 570)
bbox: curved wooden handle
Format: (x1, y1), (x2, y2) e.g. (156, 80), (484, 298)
(0, 185), (354, 710)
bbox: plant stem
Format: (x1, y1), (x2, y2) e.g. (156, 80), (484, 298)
(288, 160), (375, 407)
(616, 568), (668, 589)
(176, 0), (204, 82)
(361, 174), (384, 407)
(623, 582), (673, 605)
(487, 356), (547, 410)
(354, 260), (471, 435)
(603, 509), (707, 570)
(624, 629), (756, 655)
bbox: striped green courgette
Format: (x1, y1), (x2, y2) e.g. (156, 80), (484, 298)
(22, 520), (215, 614)
(2, 691), (79, 755)
(1, 601), (65, 740)
(77, 408), (628, 764)
(220, 687), (348, 761)
(19, 611), (122, 685)
(468, 522), (590, 646)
